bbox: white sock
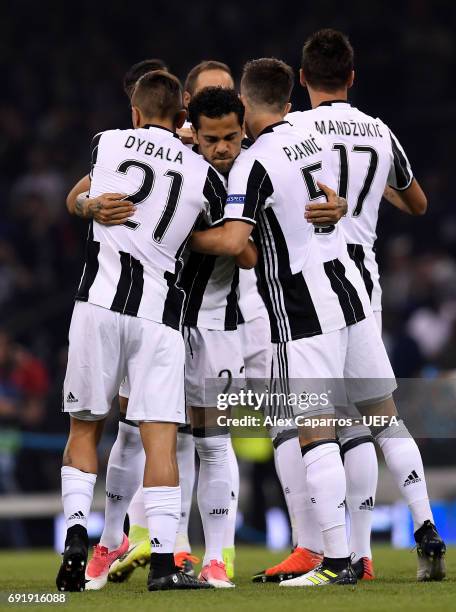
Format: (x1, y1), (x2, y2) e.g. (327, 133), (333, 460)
(194, 434), (230, 566)
(143, 486), (181, 554)
(223, 437), (239, 549)
(100, 421), (144, 550)
(61, 466), (96, 530)
(274, 435), (323, 553)
(174, 430), (195, 553)
(302, 442), (348, 559)
(128, 486), (147, 529)
(343, 441), (378, 561)
(376, 422), (433, 531)
(274, 436), (297, 547)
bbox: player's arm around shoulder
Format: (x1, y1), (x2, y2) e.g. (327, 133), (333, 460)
(65, 130), (136, 225)
(305, 182), (348, 226)
(66, 175), (91, 215)
(191, 154), (256, 257)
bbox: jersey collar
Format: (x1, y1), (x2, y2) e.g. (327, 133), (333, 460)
(142, 123), (180, 139)
(256, 120), (291, 138)
(317, 99), (351, 107)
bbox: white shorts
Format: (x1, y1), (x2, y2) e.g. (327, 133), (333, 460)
(272, 314), (396, 419)
(374, 309), (382, 331)
(348, 244), (382, 312)
(239, 313), (272, 381)
(63, 301), (185, 423)
(184, 326), (244, 407)
(337, 308), (386, 439)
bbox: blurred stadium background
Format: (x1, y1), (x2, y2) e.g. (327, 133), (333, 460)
(1, 1), (456, 552)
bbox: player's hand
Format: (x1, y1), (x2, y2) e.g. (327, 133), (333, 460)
(84, 193), (136, 225)
(305, 182), (347, 226)
(177, 127), (195, 145)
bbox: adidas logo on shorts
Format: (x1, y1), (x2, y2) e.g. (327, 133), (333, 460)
(66, 392), (78, 403)
(403, 470), (421, 486)
(359, 496), (374, 511)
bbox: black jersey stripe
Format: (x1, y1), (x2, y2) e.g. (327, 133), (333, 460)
(261, 212), (292, 341)
(224, 266), (239, 330)
(111, 252), (136, 314)
(263, 208), (322, 341)
(182, 254), (217, 327)
(244, 161), (274, 221)
(75, 222), (100, 301)
(124, 257), (144, 316)
(324, 258), (365, 325)
(389, 130), (412, 190)
(347, 244), (374, 302)
(203, 166), (226, 224)
(163, 229), (196, 331)
(257, 213), (289, 342)
(253, 225), (280, 343)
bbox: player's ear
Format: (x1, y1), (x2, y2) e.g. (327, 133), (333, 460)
(175, 109), (187, 130)
(347, 70), (355, 89)
(131, 106), (141, 128)
(239, 94), (248, 109)
(191, 125), (199, 145)
(299, 69), (307, 88)
(183, 90), (191, 109)
(284, 102), (292, 116)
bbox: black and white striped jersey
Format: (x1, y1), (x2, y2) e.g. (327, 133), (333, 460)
(224, 120), (372, 344)
(180, 238), (239, 331)
(178, 139), (239, 331)
(288, 101), (414, 311)
(75, 124), (226, 330)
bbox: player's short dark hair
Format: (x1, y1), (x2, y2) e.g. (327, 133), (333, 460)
(301, 29), (354, 91)
(184, 61), (233, 96)
(123, 59), (169, 98)
(131, 71), (183, 121)
(241, 58), (294, 111)
(188, 87), (245, 130)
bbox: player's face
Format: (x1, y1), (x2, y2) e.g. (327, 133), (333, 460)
(194, 113), (243, 174)
(194, 70), (234, 95)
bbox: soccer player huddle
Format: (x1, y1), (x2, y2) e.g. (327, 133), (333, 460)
(56, 29), (446, 593)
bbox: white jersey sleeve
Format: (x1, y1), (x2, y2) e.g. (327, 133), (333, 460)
(201, 166), (227, 226)
(224, 151), (274, 225)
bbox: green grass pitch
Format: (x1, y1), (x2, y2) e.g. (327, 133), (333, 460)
(0, 546), (454, 612)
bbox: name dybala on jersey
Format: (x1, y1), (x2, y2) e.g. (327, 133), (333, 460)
(223, 120), (372, 344)
(76, 124), (226, 330)
(288, 101), (413, 311)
